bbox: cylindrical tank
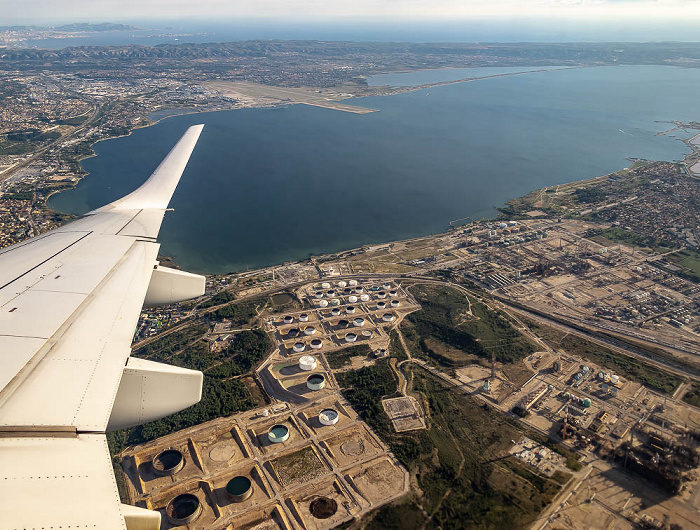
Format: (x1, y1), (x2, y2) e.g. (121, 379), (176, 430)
(377, 291), (387, 299)
(307, 374), (326, 390)
(314, 291), (324, 299)
(299, 355), (317, 371)
(382, 313), (395, 322)
(283, 315), (293, 325)
(354, 286), (363, 293)
(353, 317), (365, 327)
(348, 295), (358, 303)
(611, 375), (619, 385)
(304, 326), (317, 336)
(382, 283), (391, 290)
(331, 298), (341, 306)
(337, 281), (347, 288)
(318, 408), (339, 426)
(299, 313), (309, 322)
(346, 306), (356, 314)
(321, 282), (331, 289)
(166, 494), (202, 525)
(389, 290), (398, 298)
(377, 302), (387, 310)
(310, 339), (323, 349)
(225, 476), (253, 503)
(348, 279), (358, 286)
(362, 329), (372, 338)
(390, 300), (400, 307)
(318, 300), (328, 307)
(153, 449), (184, 477)
(360, 294), (370, 302)
(293, 342), (305, 353)
(331, 308), (341, 316)
(326, 290), (335, 297)
(583, 398), (592, 408)
(345, 333), (358, 343)
(268, 424), (290, 443)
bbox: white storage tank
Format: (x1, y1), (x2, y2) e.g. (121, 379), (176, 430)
(390, 300), (400, 308)
(377, 302), (387, 310)
(362, 329), (372, 338)
(314, 291), (324, 299)
(283, 315), (293, 325)
(307, 374), (326, 391)
(389, 290), (398, 298)
(348, 295), (358, 303)
(331, 308), (341, 316)
(331, 298), (341, 306)
(360, 294), (370, 302)
(321, 282), (331, 289)
(318, 300), (329, 308)
(382, 313), (395, 322)
(293, 342), (305, 353)
(304, 326), (317, 335)
(299, 313), (309, 322)
(346, 306), (356, 314)
(345, 333), (358, 343)
(299, 355), (318, 371)
(348, 279), (358, 286)
(337, 281), (347, 288)
(353, 317), (365, 327)
(310, 339), (323, 349)
(377, 291), (387, 299)
(318, 408), (339, 426)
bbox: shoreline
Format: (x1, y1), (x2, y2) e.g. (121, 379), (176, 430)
(42, 67), (699, 275)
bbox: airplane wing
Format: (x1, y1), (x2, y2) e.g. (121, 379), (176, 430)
(0, 124), (207, 530)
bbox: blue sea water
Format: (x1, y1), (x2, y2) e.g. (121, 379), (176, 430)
(49, 65), (698, 274)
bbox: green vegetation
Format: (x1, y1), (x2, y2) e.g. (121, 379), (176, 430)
(663, 249), (700, 283)
(338, 362), (561, 529)
(587, 227), (678, 253)
(388, 330), (408, 362)
(573, 187), (607, 203)
(214, 300), (258, 324)
(683, 384), (700, 408)
(406, 284), (536, 366)
(524, 319), (682, 394)
(326, 344), (372, 369)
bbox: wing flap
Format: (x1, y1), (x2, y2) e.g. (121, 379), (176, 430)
(0, 434), (127, 530)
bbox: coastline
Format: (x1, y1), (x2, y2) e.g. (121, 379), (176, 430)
(42, 66), (699, 275)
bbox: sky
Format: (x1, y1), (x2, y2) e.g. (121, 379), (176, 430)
(4, 0), (700, 24)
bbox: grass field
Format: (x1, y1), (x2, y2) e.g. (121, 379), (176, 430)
(405, 284), (537, 366)
(664, 249), (700, 283)
(337, 361), (562, 529)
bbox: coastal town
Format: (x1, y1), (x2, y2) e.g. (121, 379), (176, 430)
(1, 37), (700, 530)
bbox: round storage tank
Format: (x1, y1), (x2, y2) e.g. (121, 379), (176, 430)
(310, 339), (323, 349)
(299, 355), (318, 371)
(382, 283), (391, 290)
(321, 282), (331, 289)
(348, 295), (358, 303)
(345, 333), (358, 343)
(611, 375), (619, 385)
(268, 424), (290, 443)
(390, 300), (400, 307)
(318, 408), (339, 426)
(337, 281), (347, 288)
(226, 476), (253, 503)
(583, 398), (592, 408)
(354, 286), (363, 293)
(343, 288), (352, 295)
(331, 308), (341, 316)
(166, 494), (202, 525)
(283, 315), (293, 325)
(360, 294), (370, 302)
(377, 291), (387, 299)
(353, 317), (365, 327)
(348, 280), (358, 286)
(293, 342), (305, 353)
(346, 306), (356, 314)
(382, 313), (395, 322)
(318, 300), (329, 308)
(307, 374), (326, 390)
(326, 290), (335, 297)
(304, 326), (317, 336)
(314, 291), (324, 299)
(362, 329), (372, 338)
(389, 290), (398, 298)
(377, 302), (387, 310)
(153, 449), (184, 477)
(299, 313), (309, 322)
(331, 298), (341, 306)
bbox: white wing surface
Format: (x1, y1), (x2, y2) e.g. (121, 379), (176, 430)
(0, 124), (207, 530)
